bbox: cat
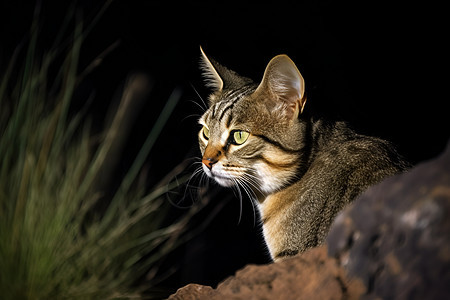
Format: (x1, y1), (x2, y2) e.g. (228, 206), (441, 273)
(196, 47), (409, 261)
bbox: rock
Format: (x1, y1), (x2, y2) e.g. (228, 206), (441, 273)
(168, 284), (214, 300)
(327, 140), (450, 300)
(170, 141), (450, 300)
(169, 246), (365, 300)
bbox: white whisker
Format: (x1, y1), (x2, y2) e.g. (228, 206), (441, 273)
(189, 83), (208, 112)
(187, 99), (207, 113)
(236, 175), (260, 227)
(229, 178), (243, 225)
(241, 172), (264, 196)
(182, 113), (202, 123)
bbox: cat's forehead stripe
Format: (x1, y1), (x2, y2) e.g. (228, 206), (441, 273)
(212, 85), (255, 121)
(212, 99), (231, 119)
(225, 110), (233, 128)
(218, 99), (239, 124)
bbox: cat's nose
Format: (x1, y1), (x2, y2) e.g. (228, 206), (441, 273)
(202, 145), (223, 170)
(202, 157), (218, 170)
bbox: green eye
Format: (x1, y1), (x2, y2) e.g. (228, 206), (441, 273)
(202, 126), (210, 140)
(233, 130), (249, 145)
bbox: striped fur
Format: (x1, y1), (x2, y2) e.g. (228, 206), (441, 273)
(197, 50), (410, 261)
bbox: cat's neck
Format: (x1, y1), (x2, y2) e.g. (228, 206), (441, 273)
(255, 117), (356, 202)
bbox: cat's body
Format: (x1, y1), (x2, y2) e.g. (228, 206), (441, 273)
(258, 118), (408, 259)
(197, 48), (409, 261)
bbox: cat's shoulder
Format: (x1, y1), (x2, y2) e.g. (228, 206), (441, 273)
(311, 119), (406, 167)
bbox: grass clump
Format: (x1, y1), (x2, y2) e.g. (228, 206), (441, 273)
(0, 9), (192, 300)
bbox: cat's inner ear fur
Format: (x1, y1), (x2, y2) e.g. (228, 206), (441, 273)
(200, 46), (224, 93)
(255, 55), (306, 120)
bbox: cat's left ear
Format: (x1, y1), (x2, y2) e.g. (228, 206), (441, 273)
(199, 46), (224, 92)
(255, 55), (306, 120)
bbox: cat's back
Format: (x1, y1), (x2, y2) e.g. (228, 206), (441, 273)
(306, 119), (410, 199)
(315, 120), (408, 173)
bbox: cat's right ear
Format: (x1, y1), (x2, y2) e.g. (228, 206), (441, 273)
(200, 46), (224, 92)
(255, 55), (306, 120)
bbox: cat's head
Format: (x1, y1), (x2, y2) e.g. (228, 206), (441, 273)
(198, 47), (307, 194)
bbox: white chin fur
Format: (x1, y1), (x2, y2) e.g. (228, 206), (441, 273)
(254, 162), (291, 194)
(213, 176), (235, 187)
(202, 163), (236, 187)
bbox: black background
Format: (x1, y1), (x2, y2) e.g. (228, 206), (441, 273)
(1, 0), (448, 296)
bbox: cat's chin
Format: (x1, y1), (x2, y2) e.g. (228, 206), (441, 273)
(209, 172), (235, 187)
(202, 165), (236, 187)
(212, 176), (235, 187)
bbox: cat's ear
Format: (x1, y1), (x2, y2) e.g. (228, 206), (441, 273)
(200, 46), (224, 92)
(255, 55), (306, 120)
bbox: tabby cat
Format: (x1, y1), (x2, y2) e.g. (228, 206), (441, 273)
(197, 47), (409, 261)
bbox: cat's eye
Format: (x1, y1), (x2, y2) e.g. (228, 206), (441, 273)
(232, 130), (249, 145)
(202, 126), (210, 140)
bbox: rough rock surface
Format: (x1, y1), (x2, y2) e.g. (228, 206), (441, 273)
(168, 246), (365, 300)
(170, 141), (450, 300)
(327, 140), (450, 300)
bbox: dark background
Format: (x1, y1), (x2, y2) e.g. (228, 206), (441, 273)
(1, 0), (447, 296)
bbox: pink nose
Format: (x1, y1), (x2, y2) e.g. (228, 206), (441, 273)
(202, 144), (223, 170)
(202, 157), (217, 170)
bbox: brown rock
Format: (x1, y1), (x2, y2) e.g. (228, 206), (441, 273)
(169, 246), (365, 300)
(168, 284), (214, 300)
(327, 140), (450, 300)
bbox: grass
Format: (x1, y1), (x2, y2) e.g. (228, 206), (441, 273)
(0, 7), (196, 299)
